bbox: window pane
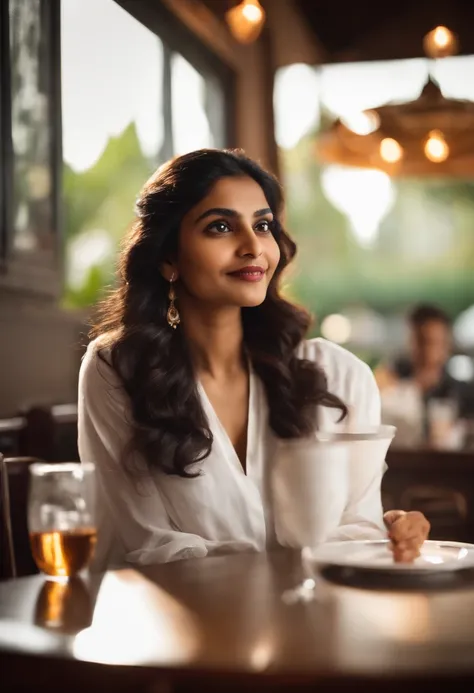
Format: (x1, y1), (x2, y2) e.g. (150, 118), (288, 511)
(61, 0), (164, 307)
(9, 0), (54, 257)
(171, 54), (224, 155)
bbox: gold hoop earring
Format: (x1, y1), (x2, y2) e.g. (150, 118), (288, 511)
(167, 275), (180, 329)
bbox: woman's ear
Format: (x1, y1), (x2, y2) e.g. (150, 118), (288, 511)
(160, 261), (178, 282)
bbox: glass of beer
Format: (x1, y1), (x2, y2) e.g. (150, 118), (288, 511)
(28, 462), (97, 578)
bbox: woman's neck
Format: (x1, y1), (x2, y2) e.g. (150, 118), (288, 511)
(179, 300), (245, 379)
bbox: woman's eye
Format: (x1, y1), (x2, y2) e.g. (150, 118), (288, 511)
(255, 220), (272, 233)
(207, 221), (231, 234)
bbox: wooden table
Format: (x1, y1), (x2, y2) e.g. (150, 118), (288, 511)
(2, 549), (474, 692)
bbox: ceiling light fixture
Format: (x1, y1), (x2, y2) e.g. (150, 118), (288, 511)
(424, 129), (449, 163)
(225, 0), (266, 44)
(423, 25), (458, 58)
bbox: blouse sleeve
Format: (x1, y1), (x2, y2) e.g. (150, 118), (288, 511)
(78, 344), (208, 568)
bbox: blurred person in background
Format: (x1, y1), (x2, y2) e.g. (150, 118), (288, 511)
(376, 304), (474, 448)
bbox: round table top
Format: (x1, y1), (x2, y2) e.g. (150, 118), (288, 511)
(2, 549), (474, 687)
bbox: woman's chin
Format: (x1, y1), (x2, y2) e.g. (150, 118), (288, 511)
(203, 284), (268, 309)
(230, 284), (268, 308)
(239, 295), (267, 308)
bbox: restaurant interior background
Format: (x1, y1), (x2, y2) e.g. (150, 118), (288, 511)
(5, 6), (474, 686)
(2, 0), (474, 543)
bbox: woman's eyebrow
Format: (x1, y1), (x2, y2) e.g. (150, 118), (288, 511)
(195, 207), (272, 223)
(195, 207), (238, 223)
(254, 207), (272, 217)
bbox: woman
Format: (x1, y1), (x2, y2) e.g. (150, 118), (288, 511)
(78, 148), (429, 570)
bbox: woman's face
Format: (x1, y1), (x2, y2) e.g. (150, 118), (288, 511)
(169, 176), (281, 309)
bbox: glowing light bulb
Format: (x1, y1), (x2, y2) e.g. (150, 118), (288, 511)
(242, 3), (262, 22)
(341, 110), (380, 136)
(380, 138), (403, 164)
(226, 0), (266, 44)
(433, 26), (450, 48)
(423, 26), (458, 58)
(424, 130), (449, 163)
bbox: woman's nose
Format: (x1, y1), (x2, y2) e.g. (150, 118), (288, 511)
(237, 224), (263, 258)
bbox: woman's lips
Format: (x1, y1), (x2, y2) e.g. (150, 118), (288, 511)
(227, 267), (266, 282)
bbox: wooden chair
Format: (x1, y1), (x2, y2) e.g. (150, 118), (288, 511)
(18, 404), (79, 463)
(18, 408), (55, 461)
(0, 416), (25, 457)
(401, 484), (469, 541)
(0, 454), (44, 579)
(51, 404), (79, 462)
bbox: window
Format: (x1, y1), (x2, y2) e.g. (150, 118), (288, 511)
(171, 53), (226, 156)
(61, 0), (230, 308)
(1, 0), (61, 294)
(0, 0), (232, 302)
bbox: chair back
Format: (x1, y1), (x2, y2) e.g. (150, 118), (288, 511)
(0, 455), (45, 579)
(0, 416), (25, 457)
(401, 484), (469, 541)
(18, 405), (79, 462)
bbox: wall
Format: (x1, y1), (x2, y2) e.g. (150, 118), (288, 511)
(265, 0), (324, 69)
(0, 292), (86, 416)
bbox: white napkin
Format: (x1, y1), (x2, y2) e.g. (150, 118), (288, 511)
(272, 437), (349, 548)
(272, 433), (394, 549)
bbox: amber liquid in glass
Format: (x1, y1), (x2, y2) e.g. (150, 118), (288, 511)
(30, 528), (97, 577)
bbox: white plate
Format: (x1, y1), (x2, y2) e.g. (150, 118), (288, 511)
(306, 539), (474, 575)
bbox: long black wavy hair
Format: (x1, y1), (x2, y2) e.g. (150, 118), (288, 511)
(92, 149), (347, 477)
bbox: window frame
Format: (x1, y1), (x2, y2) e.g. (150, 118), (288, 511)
(0, 0), (235, 298)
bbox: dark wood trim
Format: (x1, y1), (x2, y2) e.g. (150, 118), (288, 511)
(260, 25), (280, 177)
(223, 70), (237, 149)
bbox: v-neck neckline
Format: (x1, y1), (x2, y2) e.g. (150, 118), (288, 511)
(197, 367), (255, 476)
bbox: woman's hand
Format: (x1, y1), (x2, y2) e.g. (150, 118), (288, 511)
(383, 510), (430, 563)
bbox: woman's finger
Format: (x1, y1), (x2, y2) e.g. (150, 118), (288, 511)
(392, 546), (421, 563)
(388, 512), (430, 542)
(389, 525), (427, 544)
(383, 510), (406, 527)
(389, 537), (423, 552)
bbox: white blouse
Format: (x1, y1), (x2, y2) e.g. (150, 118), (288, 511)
(78, 338), (387, 570)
